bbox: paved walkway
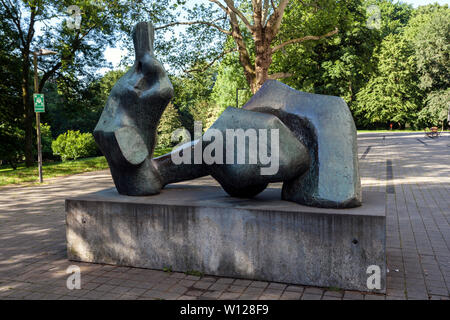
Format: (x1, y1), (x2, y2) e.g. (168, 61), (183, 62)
(0, 133), (448, 300)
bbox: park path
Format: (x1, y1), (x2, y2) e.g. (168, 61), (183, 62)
(359, 132), (450, 299)
(0, 133), (448, 300)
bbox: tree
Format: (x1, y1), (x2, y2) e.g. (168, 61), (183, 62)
(354, 34), (422, 127)
(170, 64), (218, 133)
(96, 69), (128, 104)
(211, 52), (252, 110)
(143, 0), (339, 93)
(412, 7), (449, 92)
(410, 5), (450, 127)
(0, 0), (126, 166)
(365, 0), (413, 37)
(38, 67), (128, 139)
(418, 89), (450, 128)
(0, 123), (24, 169)
(0, 7), (24, 168)
(271, 0), (380, 107)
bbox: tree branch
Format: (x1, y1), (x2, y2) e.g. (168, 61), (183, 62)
(0, 0), (25, 47)
(209, 0), (228, 13)
(266, 0), (290, 36)
(38, 62), (61, 92)
(155, 20), (231, 35)
(223, 0), (254, 32)
(227, 7), (255, 80)
(26, 2), (37, 45)
(251, 0), (258, 11)
(185, 48), (237, 73)
(262, 0), (270, 25)
(253, 0), (263, 29)
(271, 27), (338, 53)
(37, 25), (96, 92)
(270, 0), (276, 11)
(208, 1), (255, 87)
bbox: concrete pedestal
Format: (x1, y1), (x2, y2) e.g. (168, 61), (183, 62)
(66, 185), (386, 292)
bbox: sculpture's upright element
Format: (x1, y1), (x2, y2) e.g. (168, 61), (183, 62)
(94, 22), (173, 196)
(94, 21), (361, 208)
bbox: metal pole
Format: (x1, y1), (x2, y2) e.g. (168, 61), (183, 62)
(33, 53), (43, 183)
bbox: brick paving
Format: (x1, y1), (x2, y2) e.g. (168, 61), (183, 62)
(0, 132), (449, 300)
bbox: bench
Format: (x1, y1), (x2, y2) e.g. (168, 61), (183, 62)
(425, 127), (441, 138)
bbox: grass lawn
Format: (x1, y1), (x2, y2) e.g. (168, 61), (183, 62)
(0, 147), (172, 187)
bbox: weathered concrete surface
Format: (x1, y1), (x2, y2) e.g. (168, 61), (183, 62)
(243, 80), (361, 208)
(66, 186), (386, 292)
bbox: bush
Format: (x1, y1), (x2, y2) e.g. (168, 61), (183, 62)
(52, 130), (97, 161)
(0, 124), (24, 169)
(35, 123), (54, 160)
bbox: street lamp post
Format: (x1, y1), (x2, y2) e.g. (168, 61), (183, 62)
(32, 49), (57, 183)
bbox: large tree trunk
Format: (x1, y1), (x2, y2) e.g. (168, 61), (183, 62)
(251, 3), (266, 93)
(252, 36), (272, 93)
(165, 1), (338, 95)
(252, 50), (271, 93)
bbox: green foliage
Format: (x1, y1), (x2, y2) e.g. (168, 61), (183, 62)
(40, 123), (53, 160)
(97, 69), (128, 104)
(185, 270), (204, 277)
(412, 7), (449, 92)
(409, 6), (450, 128)
(37, 0), (130, 86)
(403, 3), (449, 40)
(41, 68), (128, 138)
(418, 89), (450, 127)
(51, 130), (97, 161)
(0, 124), (25, 170)
(189, 100), (224, 131)
(163, 266), (173, 273)
(157, 103), (182, 148)
(0, 0), (131, 166)
(211, 54), (252, 110)
(354, 34), (422, 127)
(0, 13), (24, 168)
(1, 0), (448, 160)
(365, 0), (413, 37)
(272, 0), (380, 107)
(171, 65), (218, 133)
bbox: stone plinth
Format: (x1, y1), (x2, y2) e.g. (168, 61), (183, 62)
(66, 185), (386, 292)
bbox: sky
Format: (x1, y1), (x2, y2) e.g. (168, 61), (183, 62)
(407, 0), (449, 5)
(102, 0), (450, 70)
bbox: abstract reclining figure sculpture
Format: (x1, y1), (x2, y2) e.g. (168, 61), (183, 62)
(94, 22), (361, 208)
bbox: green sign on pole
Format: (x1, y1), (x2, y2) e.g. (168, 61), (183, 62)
(34, 93), (45, 112)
